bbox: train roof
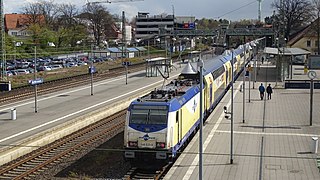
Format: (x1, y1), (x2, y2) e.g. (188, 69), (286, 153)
(131, 76), (200, 112)
(202, 58), (224, 76)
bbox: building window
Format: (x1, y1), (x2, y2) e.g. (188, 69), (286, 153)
(316, 40), (319, 47)
(307, 40), (311, 47)
(12, 32), (17, 36)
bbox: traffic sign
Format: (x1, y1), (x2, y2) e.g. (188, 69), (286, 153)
(308, 70), (317, 80)
(89, 66), (96, 74)
(29, 78), (43, 85)
(189, 23), (195, 29)
(245, 70), (249, 77)
(122, 62), (131, 66)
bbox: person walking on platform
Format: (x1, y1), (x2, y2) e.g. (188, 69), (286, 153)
(267, 84), (273, 100)
(259, 83), (265, 100)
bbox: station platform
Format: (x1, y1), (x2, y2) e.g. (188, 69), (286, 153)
(165, 62), (320, 180)
(0, 60), (191, 165)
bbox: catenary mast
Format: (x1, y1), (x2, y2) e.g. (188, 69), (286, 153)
(257, 0), (262, 22)
(0, 0), (5, 80)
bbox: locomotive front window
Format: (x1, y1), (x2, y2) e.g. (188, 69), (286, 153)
(130, 109), (149, 124)
(149, 109), (167, 124)
(130, 106), (168, 125)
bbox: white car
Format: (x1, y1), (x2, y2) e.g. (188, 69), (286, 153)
(39, 66), (52, 71)
(16, 69), (30, 75)
(50, 64), (63, 70)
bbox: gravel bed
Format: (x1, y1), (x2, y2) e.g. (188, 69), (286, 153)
(35, 132), (130, 179)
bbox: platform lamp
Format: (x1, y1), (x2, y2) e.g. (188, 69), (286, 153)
(13, 41), (22, 62)
(33, 42), (55, 113)
(198, 58), (204, 180)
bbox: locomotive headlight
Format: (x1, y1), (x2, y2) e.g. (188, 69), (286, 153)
(156, 142), (166, 148)
(128, 141), (138, 147)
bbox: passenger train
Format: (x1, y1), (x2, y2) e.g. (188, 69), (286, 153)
(124, 40), (261, 161)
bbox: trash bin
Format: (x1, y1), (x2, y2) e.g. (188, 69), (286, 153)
(11, 108), (16, 120)
(312, 137), (318, 154)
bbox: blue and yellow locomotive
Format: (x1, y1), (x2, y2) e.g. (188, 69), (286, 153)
(124, 41), (256, 161)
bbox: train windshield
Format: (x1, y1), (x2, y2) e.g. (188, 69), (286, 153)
(130, 105), (168, 125)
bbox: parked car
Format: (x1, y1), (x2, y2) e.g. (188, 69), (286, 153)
(77, 61), (88, 66)
(38, 66), (52, 71)
(66, 62), (78, 68)
(5, 71), (13, 76)
(50, 64), (63, 70)
(16, 69), (30, 75)
(16, 62), (30, 69)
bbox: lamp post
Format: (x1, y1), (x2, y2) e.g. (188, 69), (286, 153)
(276, 37), (279, 86)
(32, 42), (55, 113)
(230, 49), (234, 164)
(34, 46), (38, 113)
(198, 58), (204, 180)
(243, 44), (246, 123)
(90, 44), (94, 95)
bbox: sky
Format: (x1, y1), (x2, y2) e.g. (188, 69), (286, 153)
(3, 0), (275, 21)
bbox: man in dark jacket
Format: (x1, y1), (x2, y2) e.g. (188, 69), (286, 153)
(259, 83), (265, 100)
(267, 84), (273, 100)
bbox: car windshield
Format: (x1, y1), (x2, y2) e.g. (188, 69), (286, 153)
(130, 105), (168, 125)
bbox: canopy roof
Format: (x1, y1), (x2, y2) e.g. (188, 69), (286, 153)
(107, 47), (121, 53)
(264, 47), (310, 56)
(135, 47), (147, 51)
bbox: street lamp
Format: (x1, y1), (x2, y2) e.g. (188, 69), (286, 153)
(33, 42), (55, 113)
(224, 49), (235, 164)
(198, 58), (204, 180)
(34, 45), (38, 113)
(276, 37), (279, 86)
(242, 44), (247, 123)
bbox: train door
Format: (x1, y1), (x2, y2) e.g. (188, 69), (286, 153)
(226, 70), (229, 85)
(176, 110), (183, 144)
(210, 83), (213, 105)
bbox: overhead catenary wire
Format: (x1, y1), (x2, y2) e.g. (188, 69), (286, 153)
(216, 1), (257, 19)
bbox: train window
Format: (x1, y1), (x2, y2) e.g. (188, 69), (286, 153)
(130, 106), (168, 125)
(130, 109), (149, 124)
(149, 109), (167, 125)
(212, 66), (225, 78)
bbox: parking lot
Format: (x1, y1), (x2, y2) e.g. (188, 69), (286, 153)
(2, 55), (113, 77)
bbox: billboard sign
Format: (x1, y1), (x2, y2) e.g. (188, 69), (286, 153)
(309, 55), (320, 69)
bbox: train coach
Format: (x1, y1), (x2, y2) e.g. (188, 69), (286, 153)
(123, 41), (258, 162)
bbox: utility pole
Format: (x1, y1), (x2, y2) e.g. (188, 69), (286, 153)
(122, 11), (126, 59)
(0, 0), (5, 81)
(122, 11), (128, 85)
(257, 0), (262, 22)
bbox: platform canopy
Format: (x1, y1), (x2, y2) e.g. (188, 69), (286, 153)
(264, 47), (311, 56)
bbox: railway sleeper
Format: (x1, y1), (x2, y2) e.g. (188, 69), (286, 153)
(32, 158), (47, 161)
(25, 161), (40, 166)
(42, 153), (56, 157)
(13, 168), (29, 172)
(8, 170), (23, 175)
(2, 173), (19, 177)
(0, 176), (13, 179)
(21, 164), (35, 168)
(36, 157), (51, 162)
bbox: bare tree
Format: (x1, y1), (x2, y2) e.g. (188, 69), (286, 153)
(55, 3), (87, 47)
(22, 2), (44, 25)
(56, 3), (78, 28)
(81, 4), (114, 46)
(22, 0), (58, 27)
(272, 0), (314, 41)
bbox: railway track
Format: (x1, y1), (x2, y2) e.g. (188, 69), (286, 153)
(0, 64), (145, 105)
(0, 110), (127, 179)
(124, 164), (171, 180)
